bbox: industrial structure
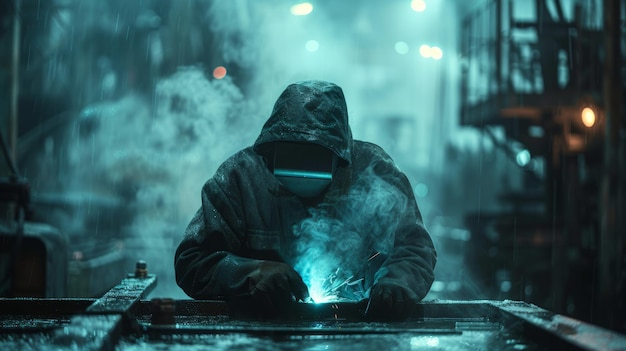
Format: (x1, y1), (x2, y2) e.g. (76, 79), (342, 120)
(458, 0), (625, 333)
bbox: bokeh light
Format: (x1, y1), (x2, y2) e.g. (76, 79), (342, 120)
(419, 45), (443, 60)
(431, 46), (443, 60)
(411, 0), (427, 12)
(212, 66), (227, 79)
(581, 107), (596, 127)
(516, 150), (531, 167)
(414, 183), (429, 197)
(305, 40), (320, 52)
(291, 2), (313, 16)
(395, 41), (409, 54)
(419, 44), (432, 58)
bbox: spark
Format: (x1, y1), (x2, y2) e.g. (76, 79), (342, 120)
(302, 252), (381, 303)
(305, 267), (365, 303)
(368, 252), (381, 261)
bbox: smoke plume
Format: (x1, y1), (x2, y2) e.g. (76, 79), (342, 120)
(292, 164), (409, 302)
(67, 67), (261, 298)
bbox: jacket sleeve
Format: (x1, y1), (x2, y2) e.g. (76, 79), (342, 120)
(369, 148), (437, 301)
(174, 163), (262, 299)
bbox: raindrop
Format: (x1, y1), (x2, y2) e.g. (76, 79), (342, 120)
(26, 45), (31, 71)
(69, 26), (74, 52)
(115, 13), (120, 33)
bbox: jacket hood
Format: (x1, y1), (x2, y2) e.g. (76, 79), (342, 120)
(253, 80), (353, 165)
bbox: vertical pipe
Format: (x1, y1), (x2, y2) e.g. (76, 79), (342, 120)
(9, 0), (21, 165)
(599, 0), (624, 331)
(495, 0), (502, 96)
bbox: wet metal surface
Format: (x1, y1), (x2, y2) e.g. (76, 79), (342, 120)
(86, 274), (156, 314)
(126, 300), (626, 351)
(1, 272), (156, 351)
(494, 300), (626, 351)
(122, 319), (543, 351)
(50, 315), (123, 351)
(2, 275), (626, 350)
(118, 333), (540, 351)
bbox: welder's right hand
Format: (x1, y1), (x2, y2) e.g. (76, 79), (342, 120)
(247, 261), (309, 314)
(365, 281), (417, 321)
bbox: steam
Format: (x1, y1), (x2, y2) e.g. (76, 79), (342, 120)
(65, 67), (260, 298)
(292, 164), (409, 302)
(22, 1), (462, 300)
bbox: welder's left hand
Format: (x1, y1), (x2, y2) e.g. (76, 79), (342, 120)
(365, 281), (418, 320)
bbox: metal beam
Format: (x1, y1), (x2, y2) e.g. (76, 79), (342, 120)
(598, 0), (625, 332)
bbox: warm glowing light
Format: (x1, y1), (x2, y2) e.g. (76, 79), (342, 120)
(581, 107), (596, 127)
(419, 44), (431, 58)
(431, 46), (443, 60)
(395, 41), (409, 54)
(291, 3), (313, 16)
(419, 44), (444, 60)
(411, 0), (426, 12)
(305, 40), (319, 52)
(212, 66), (227, 79)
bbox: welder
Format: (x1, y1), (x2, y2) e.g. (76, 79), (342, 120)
(174, 80), (436, 319)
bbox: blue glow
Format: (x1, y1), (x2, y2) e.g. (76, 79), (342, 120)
(516, 150), (531, 166)
(274, 169), (332, 179)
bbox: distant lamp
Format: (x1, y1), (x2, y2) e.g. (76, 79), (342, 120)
(411, 0), (426, 12)
(419, 45), (432, 58)
(419, 44), (443, 60)
(581, 107), (596, 128)
(431, 46), (443, 60)
(212, 66), (227, 79)
(291, 3), (313, 16)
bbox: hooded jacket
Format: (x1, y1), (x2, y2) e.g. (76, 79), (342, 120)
(174, 80), (436, 302)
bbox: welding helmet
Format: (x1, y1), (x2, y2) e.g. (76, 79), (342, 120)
(272, 142), (337, 198)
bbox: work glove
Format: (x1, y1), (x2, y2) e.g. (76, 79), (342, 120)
(246, 261), (309, 316)
(365, 281), (418, 320)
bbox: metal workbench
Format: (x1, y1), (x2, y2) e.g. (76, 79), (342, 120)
(1, 266), (625, 351)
